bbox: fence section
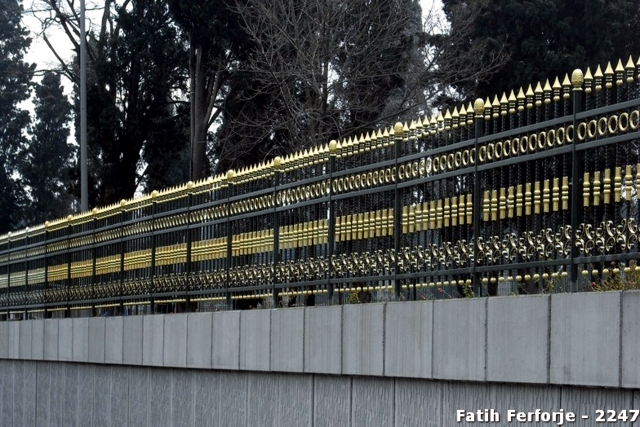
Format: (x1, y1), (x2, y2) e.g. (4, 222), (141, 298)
(0, 57), (639, 316)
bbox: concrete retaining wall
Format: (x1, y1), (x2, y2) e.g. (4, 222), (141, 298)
(2, 291), (638, 389)
(1, 359), (639, 427)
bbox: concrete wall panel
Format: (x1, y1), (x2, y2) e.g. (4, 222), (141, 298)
(621, 291), (640, 388)
(394, 378), (442, 427)
(433, 298), (486, 381)
(143, 315), (165, 366)
(35, 362), (51, 427)
(105, 316), (124, 364)
(239, 309), (271, 371)
(164, 314), (187, 368)
(550, 292), (621, 387)
(276, 374), (312, 427)
(128, 367), (150, 427)
(172, 369), (195, 427)
(58, 318), (73, 362)
(219, 371), (248, 427)
(77, 363), (94, 427)
(385, 301), (432, 378)
(187, 312), (213, 369)
(247, 373), (278, 426)
(343, 304), (384, 376)
(560, 387), (633, 427)
(88, 317), (106, 364)
(487, 295), (550, 383)
(270, 308), (304, 373)
(31, 319), (44, 360)
(18, 321), (32, 360)
(0, 322), (8, 359)
(123, 316), (143, 365)
(43, 319), (59, 361)
(211, 311), (240, 370)
(313, 375), (351, 427)
(194, 370), (219, 427)
(72, 317), (89, 362)
(304, 305), (342, 374)
(110, 366), (129, 427)
(149, 368), (172, 426)
(8, 321), (20, 359)
(352, 377), (394, 427)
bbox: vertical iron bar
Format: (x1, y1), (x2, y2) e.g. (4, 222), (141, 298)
(150, 195), (157, 313)
(186, 188), (193, 311)
(327, 144), (337, 300)
(91, 216), (96, 316)
(393, 123), (403, 299)
(119, 203), (126, 314)
(272, 159), (281, 307)
(44, 226), (48, 317)
(225, 172), (234, 310)
(24, 232), (28, 319)
(570, 70), (584, 292)
(473, 100), (484, 296)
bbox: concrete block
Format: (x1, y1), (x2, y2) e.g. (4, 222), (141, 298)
(63, 362), (78, 427)
(352, 377), (394, 427)
(172, 370), (196, 427)
(31, 320), (44, 360)
(212, 310), (240, 370)
(143, 314), (164, 366)
(343, 303), (384, 376)
(36, 362), (52, 427)
(276, 374), (312, 427)
(72, 317), (90, 362)
(149, 369), (172, 426)
(110, 367), (129, 427)
(164, 313), (187, 367)
(314, 375), (351, 427)
(122, 315), (143, 365)
(92, 365), (110, 427)
(43, 319), (59, 361)
(8, 321), (20, 359)
(195, 370), (219, 427)
(219, 371), (248, 427)
(560, 387), (633, 427)
(105, 316), (124, 364)
(0, 322), (8, 359)
(550, 292), (621, 387)
(270, 307), (304, 372)
(88, 317), (106, 364)
(58, 318), (73, 361)
(128, 367), (149, 426)
(433, 298), (486, 381)
(239, 309), (271, 371)
(187, 312), (213, 369)
(395, 379), (442, 427)
(487, 295), (550, 383)
(19, 320), (33, 359)
(77, 364), (94, 427)
(385, 301), (433, 378)
(247, 373), (278, 426)
(622, 291), (640, 388)
(304, 305), (342, 374)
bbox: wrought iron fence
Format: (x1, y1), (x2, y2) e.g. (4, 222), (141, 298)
(1, 57), (639, 318)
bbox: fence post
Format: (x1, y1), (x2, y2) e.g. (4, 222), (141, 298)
(327, 141), (337, 300)
(44, 223), (48, 317)
(272, 157), (282, 308)
(225, 170), (235, 310)
(185, 182), (194, 310)
(119, 200), (126, 314)
(6, 233), (11, 319)
(473, 99), (485, 296)
(66, 216), (72, 317)
(91, 211), (97, 316)
(393, 122), (404, 299)
(570, 69), (584, 292)
(150, 191), (158, 313)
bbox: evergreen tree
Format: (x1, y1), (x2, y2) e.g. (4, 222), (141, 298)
(0, 0), (34, 233)
(442, 0), (640, 100)
(22, 71), (73, 224)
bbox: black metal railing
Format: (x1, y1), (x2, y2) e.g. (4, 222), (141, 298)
(1, 57), (639, 318)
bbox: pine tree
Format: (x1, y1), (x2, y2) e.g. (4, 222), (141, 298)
(21, 71), (73, 224)
(0, 0), (34, 233)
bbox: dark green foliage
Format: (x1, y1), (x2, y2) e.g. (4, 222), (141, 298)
(22, 71), (73, 224)
(0, 0), (34, 233)
(442, 0), (640, 100)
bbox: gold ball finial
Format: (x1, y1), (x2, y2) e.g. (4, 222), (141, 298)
(226, 169), (235, 180)
(186, 181), (194, 189)
(120, 199), (127, 208)
(92, 208), (98, 215)
(151, 190), (159, 198)
(394, 122), (404, 136)
(473, 98), (485, 115)
(67, 215), (73, 221)
(328, 140), (337, 153)
(571, 69), (584, 88)
(45, 221), (50, 228)
(273, 156), (282, 169)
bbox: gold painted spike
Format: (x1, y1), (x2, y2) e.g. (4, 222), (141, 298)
(615, 59), (625, 86)
(543, 80), (552, 104)
(584, 67), (593, 94)
(444, 109), (452, 131)
(534, 82), (543, 107)
(500, 92), (508, 116)
(451, 107), (459, 129)
(415, 117), (424, 133)
(562, 74), (571, 99)
(492, 95), (500, 118)
(436, 112), (444, 129)
(429, 116), (437, 135)
(507, 90), (516, 114)
(376, 129), (384, 145)
(516, 87), (526, 112)
(409, 120), (417, 140)
(604, 62), (614, 88)
(594, 64), (603, 91)
(525, 84), (534, 109)
(625, 56), (636, 83)
(552, 77), (561, 102)
(467, 102), (474, 125)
